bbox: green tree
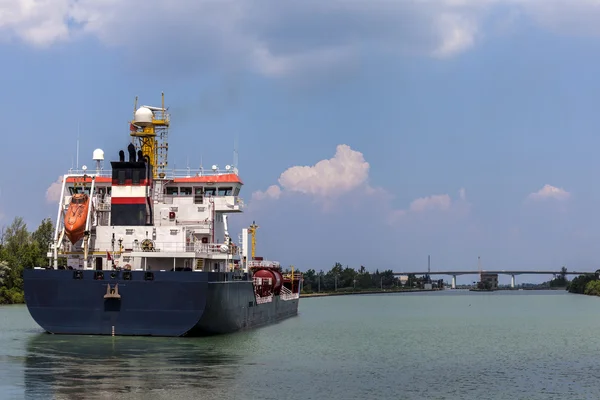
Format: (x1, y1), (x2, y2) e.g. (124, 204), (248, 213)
(568, 274), (595, 294)
(560, 266), (567, 281)
(0, 261), (9, 286)
(0, 217), (56, 304)
(584, 280), (600, 296)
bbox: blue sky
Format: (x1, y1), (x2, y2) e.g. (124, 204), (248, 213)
(3, 0), (600, 283)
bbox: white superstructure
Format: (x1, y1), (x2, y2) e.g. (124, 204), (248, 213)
(47, 94), (250, 274)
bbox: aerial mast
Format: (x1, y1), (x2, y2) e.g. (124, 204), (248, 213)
(129, 92), (170, 179)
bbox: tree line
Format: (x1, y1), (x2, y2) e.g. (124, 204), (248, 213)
(296, 262), (442, 293)
(0, 217), (54, 304)
(566, 271), (600, 296)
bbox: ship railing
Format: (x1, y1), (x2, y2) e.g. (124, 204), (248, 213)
(174, 220), (212, 228)
(65, 170), (112, 177)
(91, 241), (241, 255)
(283, 272), (303, 280)
(253, 277), (273, 286)
(248, 260), (281, 269)
(161, 194), (243, 207)
(95, 202), (111, 211)
(65, 167), (240, 179)
(280, 286), (300, 301)
(255, 295), (273, 304)
(194, 243), (240, 255)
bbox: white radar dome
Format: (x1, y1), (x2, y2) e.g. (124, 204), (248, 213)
(92, 148), (104, 161)
(134, 107), (153, 126)
(219, 244), (229, 253)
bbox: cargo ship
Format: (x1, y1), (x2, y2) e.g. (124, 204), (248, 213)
(23, 93), (302, 337)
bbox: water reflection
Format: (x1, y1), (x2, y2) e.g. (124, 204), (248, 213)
(24, 332), (256, 399)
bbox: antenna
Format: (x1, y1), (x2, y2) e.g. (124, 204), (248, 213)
(233, 135), (239, 170)
(76, 121), (80, 169)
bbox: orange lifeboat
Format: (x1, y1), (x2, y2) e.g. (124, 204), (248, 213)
(64, 193), (90, 244)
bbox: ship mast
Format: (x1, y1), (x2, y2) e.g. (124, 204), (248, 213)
(129, 92), (170, 179)
(248, 221), (259, 259)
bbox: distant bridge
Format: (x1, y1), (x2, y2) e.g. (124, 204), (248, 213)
(392, 270), (596, 289)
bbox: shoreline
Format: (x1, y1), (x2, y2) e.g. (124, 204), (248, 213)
(300, 288), (441, 298)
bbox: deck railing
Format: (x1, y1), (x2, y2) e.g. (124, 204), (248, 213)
(280, 286), (300, 301)
(65, 167), (240, 179)
(247, 260), (281, 269)
(91, 241), (240, 256)
(256, 295), (273, 304)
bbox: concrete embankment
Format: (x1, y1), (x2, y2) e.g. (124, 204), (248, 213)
(300, 288), (440, 298)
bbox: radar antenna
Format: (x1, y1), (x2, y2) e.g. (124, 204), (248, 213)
(129, 92), (170, 179)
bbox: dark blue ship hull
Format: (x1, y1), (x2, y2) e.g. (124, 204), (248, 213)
(23, 269), (299, 337)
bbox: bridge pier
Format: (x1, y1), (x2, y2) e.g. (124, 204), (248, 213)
(511, 274), (515, 288)
(451, 275), (456, 289)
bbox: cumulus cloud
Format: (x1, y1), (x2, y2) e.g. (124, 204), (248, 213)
(252, 144), (469, 225)
(46, 176), (63, 203)
(252, 144), (369, 201)
(252, 185), (281, 201)
(389, 190), (468, 222)
(409, 194), (452, 212)
(5, 1), (600, 78)
(527, 184), (571, 202)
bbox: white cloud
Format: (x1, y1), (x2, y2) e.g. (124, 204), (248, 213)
(6, 1), (600, 78)
(251, 144), (469, 226)
(409, 194), (453, 212)
(389, 187), (470, 223)
(46, 176), (63, 203)
(0, 0), (72, 46)
(252, 185), (281, 201)
(527, 184), (571, 202)
(253, 144), (370, 201)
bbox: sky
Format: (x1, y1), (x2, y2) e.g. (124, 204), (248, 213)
(2, 0), (600, 284)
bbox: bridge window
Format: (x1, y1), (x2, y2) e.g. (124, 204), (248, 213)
(166, 187), (178, 195)
(194, 187), (204, 204)
(68, 186), (91, 195)
(218, 187), (233, 196)
(181, 187), (192, 195)
(233, 186), (240, 196)
(205, 188), (216, 197)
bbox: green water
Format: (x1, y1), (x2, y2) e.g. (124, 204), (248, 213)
(1, 290), (600, 399)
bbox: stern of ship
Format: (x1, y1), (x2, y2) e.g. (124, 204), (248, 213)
(24, 269), (209, 337)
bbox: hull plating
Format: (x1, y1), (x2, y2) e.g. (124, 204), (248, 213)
(23, 269), (299, 337)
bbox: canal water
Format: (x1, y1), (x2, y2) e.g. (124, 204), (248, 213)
(1, 290), (600, 399)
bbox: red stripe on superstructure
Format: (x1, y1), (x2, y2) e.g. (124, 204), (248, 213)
(111, 197), (147, 204)
(111, 179), (151, 186)
(65, 177), (112, 184)
(173, 174), (243, 184)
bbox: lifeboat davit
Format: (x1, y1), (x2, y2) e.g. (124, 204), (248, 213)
(64, 193), (90, 244)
